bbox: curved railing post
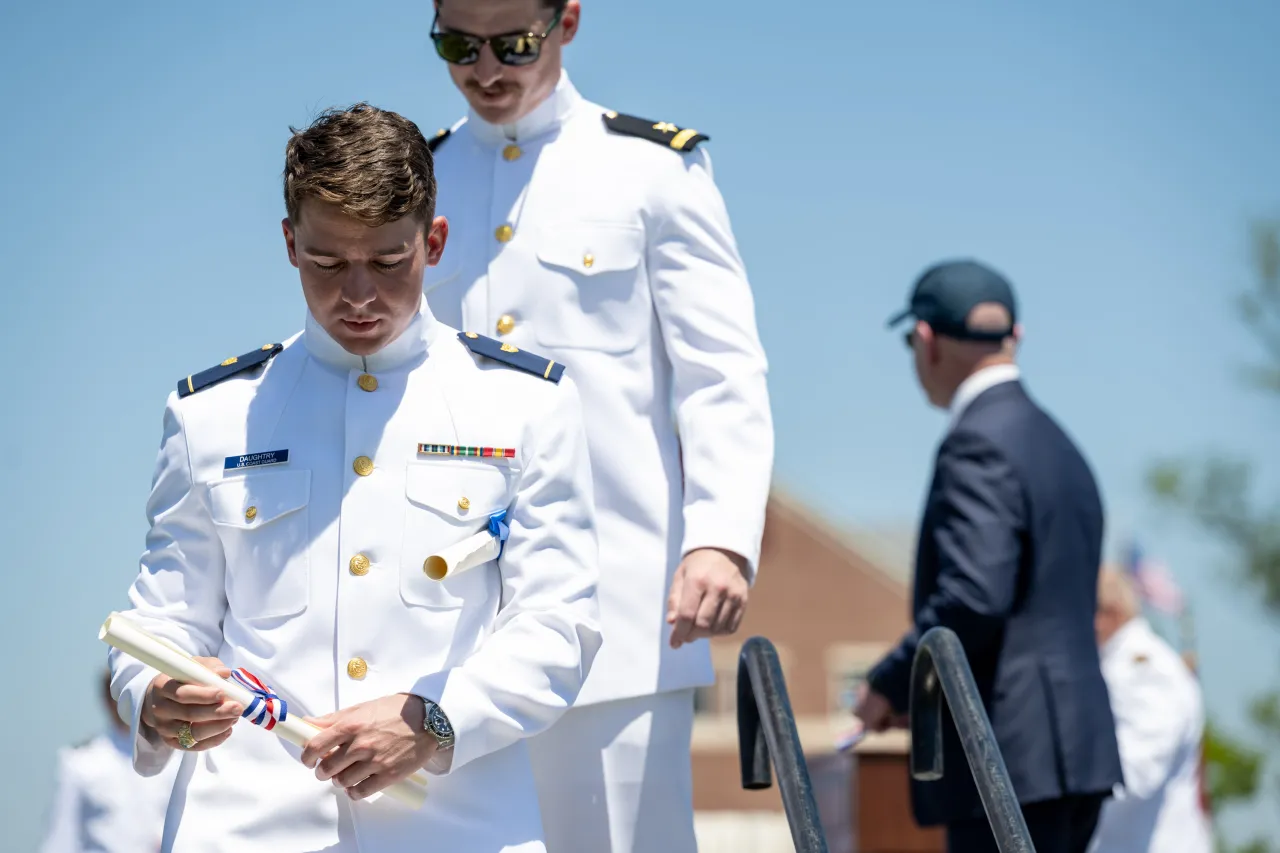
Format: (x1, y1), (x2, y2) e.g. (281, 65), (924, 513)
(736, 636), (829, 853)
(910, 626), (1035, 853)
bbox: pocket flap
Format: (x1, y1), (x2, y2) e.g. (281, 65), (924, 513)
(209, 470), (311, 529)
(536, 224), (644, 276)
(405, 461), (511, 522)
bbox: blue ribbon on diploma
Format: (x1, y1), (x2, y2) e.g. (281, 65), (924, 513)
(489, 510), (510, 557)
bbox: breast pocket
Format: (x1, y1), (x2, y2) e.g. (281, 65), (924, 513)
(532, 223), (650, 353)
(401, 461), (514, 609)
(208, 470), (311, 621)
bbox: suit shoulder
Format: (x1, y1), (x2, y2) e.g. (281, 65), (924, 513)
(601, 110), (709, 152)
(175, 342), (286, 400)
(456, 332), (567, 384)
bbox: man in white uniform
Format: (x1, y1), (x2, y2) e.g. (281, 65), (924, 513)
(1088, 567), (1213, 853)
(420, 2), (774, 850)
(108, 103), (601, 852)
(40, 670), (177, 852)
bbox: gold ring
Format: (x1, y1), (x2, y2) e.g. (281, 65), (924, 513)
(177, 721), (196, 750)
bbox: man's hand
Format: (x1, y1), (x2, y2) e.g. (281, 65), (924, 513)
(142, 657), (242, 752)
(852, 682), (896, 734)
(666, 548), (750, 649)
(300, 694), (435, 801)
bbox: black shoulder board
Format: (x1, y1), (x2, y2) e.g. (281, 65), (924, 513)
(602, 111), (709, 152)
(427, 127), (452, 153)
(177, 343), (283, 398)
(458, 332), (565, 383)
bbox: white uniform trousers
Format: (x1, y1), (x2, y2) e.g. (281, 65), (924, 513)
(528, 689), (697, 853)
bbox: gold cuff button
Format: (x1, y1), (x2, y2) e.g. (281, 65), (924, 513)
(353, 456), (374, 476)
(496, 314), (516, 335)
(349, 554), (370, 576)
(346, 657), (368, 679)
(457, 496), (471, 511)
(583, 254), (595, 268)
(503, 144), (522, 161)
(495, 224), (514, 243)
(357, 373), (378, 392)
(244, 506), (257, 521)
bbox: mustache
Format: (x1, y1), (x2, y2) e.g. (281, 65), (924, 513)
(466, 79), (518, 96)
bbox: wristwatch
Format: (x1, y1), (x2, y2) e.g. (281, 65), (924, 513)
(421, 698), (455, 751)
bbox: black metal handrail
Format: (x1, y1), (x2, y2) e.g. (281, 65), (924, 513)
(910, 626), (1035, 852)
(737, 636), (829, 853)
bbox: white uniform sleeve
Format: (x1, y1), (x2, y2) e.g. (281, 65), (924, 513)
(38, 750), (83, 853)
(1109, 658), (1188, 800)
(647, 148), (774, 580)
(407, 375), (602, 774)
(108, 392), (229, 776)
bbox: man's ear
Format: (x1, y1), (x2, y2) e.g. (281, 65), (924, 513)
(283, 218), (299, 269)
(560, 1), (582, 46)
(425, 216), (450, 266)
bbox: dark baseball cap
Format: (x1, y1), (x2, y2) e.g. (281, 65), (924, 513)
(887, 259), (1018, 341)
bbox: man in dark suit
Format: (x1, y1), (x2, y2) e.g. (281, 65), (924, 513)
(855, 260), (1123, 853)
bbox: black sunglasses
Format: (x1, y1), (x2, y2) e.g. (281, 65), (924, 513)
(430, 7), (564, 67)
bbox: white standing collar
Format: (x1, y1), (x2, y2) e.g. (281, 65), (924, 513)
(466, 69), (582, 146)
(303, 296), (439, 373)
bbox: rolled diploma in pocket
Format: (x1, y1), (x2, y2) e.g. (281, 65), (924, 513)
(99, 612), (428, 809)
(423, 529), (501, 581)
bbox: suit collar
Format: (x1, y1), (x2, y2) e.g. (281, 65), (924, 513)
(948, 363), (1021, 430)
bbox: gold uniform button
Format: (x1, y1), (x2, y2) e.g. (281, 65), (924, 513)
(357, 373), (378, 392)
(495, 224), (514, 243)
(503, 144), (522, 161)
(347, 657), (368, 679)
(496, 314), (516, 335)
(244, 506), (257, 521)
(349, 554), (370, 576)
(457, 496), (471, 511)
(353, 456), (374, 476)
(583, 254), (595, 268)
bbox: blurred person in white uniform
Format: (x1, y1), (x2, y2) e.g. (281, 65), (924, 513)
(107, 103), (601, 852)
(39, 670), (177, 852)
(420, 2), (774, 852)
(1088, 566), (1213, 853)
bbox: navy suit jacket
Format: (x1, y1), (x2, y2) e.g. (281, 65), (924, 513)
(867, 379), (1123, 827)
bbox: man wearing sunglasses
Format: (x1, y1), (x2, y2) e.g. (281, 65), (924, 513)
(421, 2), (774, 852)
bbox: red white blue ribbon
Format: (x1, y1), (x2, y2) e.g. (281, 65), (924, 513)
(230, 668), (287, 730)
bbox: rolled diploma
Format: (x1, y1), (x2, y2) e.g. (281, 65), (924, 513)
(99, 612), (428, 809)
(423, 529), (500, 581)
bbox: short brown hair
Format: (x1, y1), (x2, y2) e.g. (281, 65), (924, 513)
(283, 103), (436, 228)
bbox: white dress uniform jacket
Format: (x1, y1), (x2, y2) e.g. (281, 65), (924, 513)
(1088, 618), (1213, 853)
(40, 727), (177, 852)
(109, 299), (601, 852)
(424, 70), (773, 705)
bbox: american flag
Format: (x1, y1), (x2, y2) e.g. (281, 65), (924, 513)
(1123, 542), (1185, 615)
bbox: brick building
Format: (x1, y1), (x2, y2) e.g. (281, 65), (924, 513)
(690, 491), (940, 852)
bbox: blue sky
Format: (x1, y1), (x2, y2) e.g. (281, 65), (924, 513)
(2, 0), (1278, 847)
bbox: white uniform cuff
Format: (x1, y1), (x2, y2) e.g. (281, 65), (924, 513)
(119, 665), (174, 776)
(680, 517), (763, 585)
(408, 669), (494, 776)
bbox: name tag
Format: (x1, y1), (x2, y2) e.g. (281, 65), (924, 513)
(224, 450), (289, 470)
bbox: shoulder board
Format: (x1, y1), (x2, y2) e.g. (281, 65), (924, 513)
(602, 111), (709, 152)
(427, 127), (452, 153)
(177, 343), (283, 398)
(458, 332), (565, 383)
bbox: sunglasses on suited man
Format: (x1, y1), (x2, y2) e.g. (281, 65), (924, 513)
(430, 6), (564, 66)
